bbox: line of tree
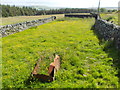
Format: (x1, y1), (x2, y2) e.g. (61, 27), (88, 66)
(1, 5), (38, 17)
(36, 8), (97, 15)
(1, 4), (98, 17)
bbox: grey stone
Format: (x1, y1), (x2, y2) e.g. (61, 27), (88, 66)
(95, 19), (120, 50)
(0, 16), (56, 37)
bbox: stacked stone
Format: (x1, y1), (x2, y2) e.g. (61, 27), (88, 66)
(95, 19), (120, 50)
(114, 27), (120, 49)
(0, 16), (56, 37)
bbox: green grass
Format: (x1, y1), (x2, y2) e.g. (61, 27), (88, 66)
(100, 12), (119, 25)
(2, 18), (119, 88)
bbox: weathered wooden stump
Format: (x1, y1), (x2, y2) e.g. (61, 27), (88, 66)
(31, 55), (60, 82)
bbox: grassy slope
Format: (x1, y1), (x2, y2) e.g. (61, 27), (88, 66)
(0, 14), (64, 26)
(100, 12), (119, 25)
(2, 18), (119, 88)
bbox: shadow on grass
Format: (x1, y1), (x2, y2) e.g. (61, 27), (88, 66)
(91, 24), (120, 84)
(29, 26), (38, 29)
(24, 74), (52, 87)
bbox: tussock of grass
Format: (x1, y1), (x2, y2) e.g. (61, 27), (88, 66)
(2, 18), (119, 88)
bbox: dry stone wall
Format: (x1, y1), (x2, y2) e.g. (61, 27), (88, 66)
(65, 13), (98, 19)
(94, 19), (120, 50)
(0, 16), (56, 37)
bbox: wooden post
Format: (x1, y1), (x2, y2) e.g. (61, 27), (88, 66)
(48, 55), (60, 80)
(32, 58), (41, 75)
(97, 0), (101, 19)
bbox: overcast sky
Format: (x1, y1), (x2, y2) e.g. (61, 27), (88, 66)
(1, 0), (120, 8)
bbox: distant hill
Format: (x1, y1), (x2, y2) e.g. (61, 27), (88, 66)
(29, 6), (118, 10)
(28, 5), (62, 10)
(90, 7), (118, 10)
(28, 5), (93, 10)
(104, 7), (118, 10)
(13, 5), (118, 10)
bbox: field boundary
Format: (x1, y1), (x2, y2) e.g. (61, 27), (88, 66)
(94, 18), (120, 50)
(0, 16), (56, 37)
(94, 17), (120, 86)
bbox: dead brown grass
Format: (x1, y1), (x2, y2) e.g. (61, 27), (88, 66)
(0, 14), (64, 26)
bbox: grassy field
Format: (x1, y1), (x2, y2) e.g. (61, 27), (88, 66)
(65, 13), (91, 15)
(0, 14), (64, 26)
(100, 12), (119, 25)
(2, 18), (119, 88)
